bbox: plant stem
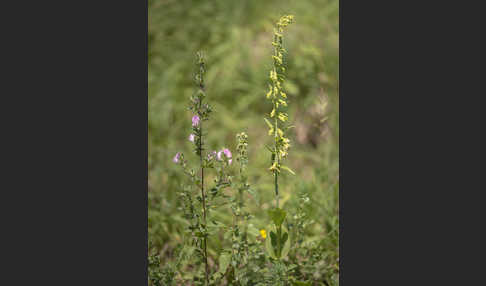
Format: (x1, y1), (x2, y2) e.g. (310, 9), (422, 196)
(272, 31), (280, 209)
(200, 143), (209, 284)
(273, 78), (279, 209)
(275, 169), (279, 209)
(198, 62), (209, 285)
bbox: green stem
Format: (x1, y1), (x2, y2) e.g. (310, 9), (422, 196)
(198, 60), (209, 285)
(275, 170), (279, 209)
(273, 76), (279, 209)
(272, 32), (280, 209)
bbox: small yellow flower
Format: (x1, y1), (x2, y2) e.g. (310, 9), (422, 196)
(269, 162), (278, 171)
(270, 108), (276, 118)
(260, 229), (267, 239)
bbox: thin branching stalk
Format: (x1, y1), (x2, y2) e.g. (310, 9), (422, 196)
(196, 53), (210, 285)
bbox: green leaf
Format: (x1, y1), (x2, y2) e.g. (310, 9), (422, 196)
(218, 252), (231, 274)
(281, 232), (288, 245)
(223, 230), (232, 240)
(265, 227), (277, 259)
(281, 165), (295, 175)
(268, 208), (286, 227)
(264, 117), (273, 129)
(264, 225), (291, 260)
(270, 231), (278, 248)
(247, 224), (260, 237)
(264, 144), (274, 153)
(280, 228), (291, 259)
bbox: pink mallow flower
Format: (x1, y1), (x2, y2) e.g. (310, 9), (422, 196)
(188, 134), (195, 142)
(217, 148), (232, 165)
(173, 152), (181, 163)
(192, 115), (200, 127)
(223, 148), (232, 159)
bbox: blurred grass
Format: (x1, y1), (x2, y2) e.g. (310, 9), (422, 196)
(148, 0), (339, 282)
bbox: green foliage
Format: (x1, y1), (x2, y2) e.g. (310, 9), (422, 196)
(265, 224), (291, 260)
(268, 208), (287, 227)
(148, 242), (177, 286)
(149, 1), (339, 285)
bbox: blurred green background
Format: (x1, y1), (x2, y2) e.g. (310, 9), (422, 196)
(149, 0), (339, 283)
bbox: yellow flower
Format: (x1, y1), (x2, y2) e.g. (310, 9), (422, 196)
(269, 162), (278, 171)
(260, 229), (267, 239)
(266, 87), (273, 99)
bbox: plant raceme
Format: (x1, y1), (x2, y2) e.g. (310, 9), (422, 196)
(263, 16), (295, 271)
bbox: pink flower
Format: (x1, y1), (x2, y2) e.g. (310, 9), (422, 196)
(192, 115), (200, 127)
(173, 152), (181, 163)
(217, 148), (232, 164)
(188, 134), (195, 142)
(223, 148), (232, 159)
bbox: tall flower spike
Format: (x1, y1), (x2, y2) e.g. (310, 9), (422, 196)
(264, 15), (295, 209)
(265, 15), (294, 175)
